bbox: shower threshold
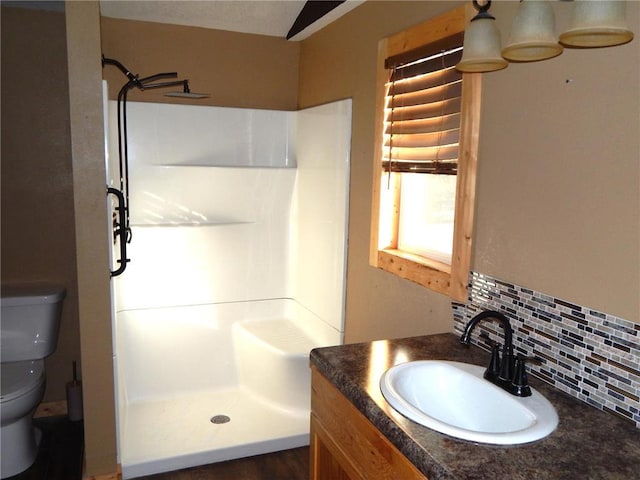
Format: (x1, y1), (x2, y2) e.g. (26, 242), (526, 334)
(119, 386), (310, 479)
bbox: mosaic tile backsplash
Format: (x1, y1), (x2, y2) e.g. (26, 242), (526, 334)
(452, 272), (640, 428)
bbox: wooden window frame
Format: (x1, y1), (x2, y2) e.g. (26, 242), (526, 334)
(369, 5), (481, 302)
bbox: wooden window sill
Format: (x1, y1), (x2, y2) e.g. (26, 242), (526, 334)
(377, 249), (451, 297)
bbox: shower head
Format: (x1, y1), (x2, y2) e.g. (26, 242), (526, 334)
(164, 80), (210, 99)
(102, 56), (209, 98)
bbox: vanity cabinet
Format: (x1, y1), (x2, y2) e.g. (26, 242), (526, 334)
(310, 366), (427, 480)
(310, 334), (640, 480)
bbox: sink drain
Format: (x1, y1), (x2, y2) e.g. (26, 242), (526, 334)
(210, 414), (231, 424)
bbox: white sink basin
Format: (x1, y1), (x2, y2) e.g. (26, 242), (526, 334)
(380, 360), (558, 445)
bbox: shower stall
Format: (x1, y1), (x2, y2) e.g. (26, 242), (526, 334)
(104, 97), (351, 478)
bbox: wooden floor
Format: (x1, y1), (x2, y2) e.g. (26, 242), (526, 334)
(137, 447), (310, 480)
(10, 415), (309, 480)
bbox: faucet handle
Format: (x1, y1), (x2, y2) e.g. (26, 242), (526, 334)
(518, 354), (543, 366)
(483, 344), (501, 382)
(499, 344), (515, 382)
(510, 355), (532, 397)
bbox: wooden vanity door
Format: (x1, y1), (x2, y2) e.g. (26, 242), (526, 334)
(310, 366), (428, 480)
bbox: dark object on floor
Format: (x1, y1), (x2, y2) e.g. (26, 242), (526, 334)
(8, 416), (84, 480)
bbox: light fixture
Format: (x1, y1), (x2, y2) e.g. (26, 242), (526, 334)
(456, 0), (508, 73)
(502, 0), (563, 62)
(560, 0), (634, 48)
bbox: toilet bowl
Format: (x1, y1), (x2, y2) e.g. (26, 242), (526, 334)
(1, 361), (46, 477)
(0, 285), (66, 479)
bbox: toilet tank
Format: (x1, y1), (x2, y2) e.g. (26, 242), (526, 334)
(1, 285), (66, 362)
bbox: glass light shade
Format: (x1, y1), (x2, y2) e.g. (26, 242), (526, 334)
(502, 1), (563, 62)
(456, 17), (508, 72)
(560, 0), (634, 48)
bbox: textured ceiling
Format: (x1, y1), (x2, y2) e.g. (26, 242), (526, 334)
(99, 0), (364, 40)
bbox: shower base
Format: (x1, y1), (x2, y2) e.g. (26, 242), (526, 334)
(119, 386), (309, 479)
(115, 300), (340, 479)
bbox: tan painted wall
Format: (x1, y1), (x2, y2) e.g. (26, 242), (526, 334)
(477, 1), (639, 323)
(298, 0), (640, 342)
(66, 2), (118, 475)
(4, 1), (638, 475)
(100, 16), (300, 110)
(1, 6), (81, 403)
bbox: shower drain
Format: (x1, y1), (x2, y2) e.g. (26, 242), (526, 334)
(210, 414), (231, 424)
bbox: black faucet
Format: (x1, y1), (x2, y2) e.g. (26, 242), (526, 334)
(460, 310), (531, 397)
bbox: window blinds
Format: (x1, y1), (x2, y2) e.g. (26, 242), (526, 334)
(383, 34), (464, 175)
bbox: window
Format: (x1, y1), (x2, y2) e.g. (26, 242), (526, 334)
(370, 5), (481, 301)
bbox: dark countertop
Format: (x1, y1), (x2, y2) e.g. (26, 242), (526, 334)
(310, 333), (640, 480)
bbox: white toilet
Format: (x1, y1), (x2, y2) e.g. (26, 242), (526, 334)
(1, 285), (66, 479)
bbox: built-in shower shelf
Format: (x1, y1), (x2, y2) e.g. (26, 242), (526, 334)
(131, 221), (255, 227)
(153, 163), (296, 169)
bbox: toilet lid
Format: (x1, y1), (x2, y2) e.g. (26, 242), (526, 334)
(0, 360), (44, 401)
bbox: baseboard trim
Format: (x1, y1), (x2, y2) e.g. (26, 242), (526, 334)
(83, 472), (122, 480)
(34, 400), (68, 418)
(83, 464), (122, 480)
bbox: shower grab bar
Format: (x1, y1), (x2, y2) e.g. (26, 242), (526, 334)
(107, 187), (130, 277)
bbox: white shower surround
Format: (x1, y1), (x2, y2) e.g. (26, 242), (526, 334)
(107, 99), (351, 478)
